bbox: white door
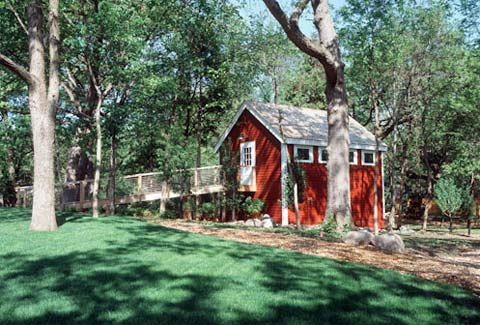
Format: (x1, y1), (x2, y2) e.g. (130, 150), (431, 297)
(240, 141), (255, 186)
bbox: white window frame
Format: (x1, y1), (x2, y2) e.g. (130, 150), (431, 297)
(294, 145), (313, 163)
(318, 147), (328, 164)
(240, 141), (256, 167)
(361, 150), (376, 166)
(349, 150), (358, 165)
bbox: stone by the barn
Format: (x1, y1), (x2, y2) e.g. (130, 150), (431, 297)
(245, 218), (262, 227)
(343, 230), (374, 246)
(261, 218), (274, 228)
(372, 233), (405, 253)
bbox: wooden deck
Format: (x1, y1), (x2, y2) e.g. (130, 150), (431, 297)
(15, 165), (223, 210)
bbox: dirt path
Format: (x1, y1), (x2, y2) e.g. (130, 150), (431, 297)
(156, 220), (480, 294)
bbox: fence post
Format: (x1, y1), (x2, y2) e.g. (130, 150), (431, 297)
(80, 181), (86, 210)
(23, 192), (27, 208)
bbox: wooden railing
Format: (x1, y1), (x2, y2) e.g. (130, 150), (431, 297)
(15, 165), (223, 210)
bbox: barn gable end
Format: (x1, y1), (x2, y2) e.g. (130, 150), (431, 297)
(216, 102), (386, 228)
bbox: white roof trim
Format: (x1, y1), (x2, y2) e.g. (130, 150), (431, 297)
(285, 138), (387, 151)
(214, 103), (284, 152)
(214, 104), (248, 152)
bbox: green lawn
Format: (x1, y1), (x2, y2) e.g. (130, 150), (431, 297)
(1, 209), (479, 324)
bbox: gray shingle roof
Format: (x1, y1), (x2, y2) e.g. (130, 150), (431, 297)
(215, 102), (387, 152)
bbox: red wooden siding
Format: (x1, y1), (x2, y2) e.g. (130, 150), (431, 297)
(222, 110), (384, 229)
(350, 151), (384, 229)
(226, 110), (283, 224)
(287, 146), (327, 225)
(287, 147), (384, 228)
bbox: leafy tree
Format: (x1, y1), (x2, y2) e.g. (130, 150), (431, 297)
(435, 177), (467, 233)
(263, 0), (351, 230)
(0, 0), (60, 231)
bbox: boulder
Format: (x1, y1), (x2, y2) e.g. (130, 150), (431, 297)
(261, 218), (274, 228)
(245, 218), (262, 227)
(372, 233), (405, 253)
(399, 225), (415, 235)
(343, 230), (374, 246)
(261, 214), (271, 220)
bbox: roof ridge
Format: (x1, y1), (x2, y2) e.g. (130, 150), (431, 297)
(253, 101), (327, 113)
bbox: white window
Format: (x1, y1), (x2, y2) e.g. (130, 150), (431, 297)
(318, 147), (328, 164)
(362, 150), (375, 166)
(294, 145), (313, 163)
(349, 150), (358, 165)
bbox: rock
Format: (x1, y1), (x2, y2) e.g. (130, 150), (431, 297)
(245, 218), (262, 227)
(261, 214), (271, 220)
(372, 233), (405, 253)
(261, 218), (274, 228)
(343, 230), (374, 246)
(399, 225), (415, 235)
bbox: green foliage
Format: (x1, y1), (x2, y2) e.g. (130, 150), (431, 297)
(200, 202), (216, 219)
(241, 197), (265, 218)
(435, 178), (466, 218)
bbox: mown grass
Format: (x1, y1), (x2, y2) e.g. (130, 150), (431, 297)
(1, 208), (479, 324)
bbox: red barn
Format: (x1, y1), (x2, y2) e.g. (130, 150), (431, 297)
(215, 102), (387, 228)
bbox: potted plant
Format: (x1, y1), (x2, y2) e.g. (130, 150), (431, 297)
(241, 197), (265, 219)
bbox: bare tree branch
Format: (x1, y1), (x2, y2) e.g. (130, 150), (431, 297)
(61, 81), (84, 114)
(0, 53), (33, 85)
(262, 0), (337, 80)
(6, 1), (28, 35)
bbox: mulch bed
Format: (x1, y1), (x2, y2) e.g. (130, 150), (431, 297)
(155, 219), (480, 294)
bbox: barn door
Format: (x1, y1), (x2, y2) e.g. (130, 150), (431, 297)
(240, 141), (255, 186)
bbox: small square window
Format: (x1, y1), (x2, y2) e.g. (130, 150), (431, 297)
(349, 150), (358, 165)
(319, 148), (328, 164)
(362, 151), (375, 166)
(294, 145), (313, 163)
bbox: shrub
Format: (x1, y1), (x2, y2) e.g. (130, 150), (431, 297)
(200, 202), (216, 219)
(435, 177), (467, 233)
(241, 197), (265, 218)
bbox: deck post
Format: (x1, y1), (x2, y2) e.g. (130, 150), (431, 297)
(137, 176), (143, 195)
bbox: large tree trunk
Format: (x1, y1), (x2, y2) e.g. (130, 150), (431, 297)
(263, 0), (351, 230)
(0, 0), (59, 230)
(325, 80), (350, 229)
(29, 0), (58, 231)
(92, 98), (103, 218)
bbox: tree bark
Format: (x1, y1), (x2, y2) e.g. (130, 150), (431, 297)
(422, 152), (432, 231)
(29, 0), (59, 231)
(389, 128), (398, 230)
(372, 92), (380, 235)
(1, 110), (16, 185)
(263, 0), (351, 230)
(0, 0), (60, 230)
(92, 97), (103, 218)
(107, 130), (116, 215)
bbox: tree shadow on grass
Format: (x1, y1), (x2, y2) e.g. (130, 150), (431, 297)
(0, 215), (479, 324)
